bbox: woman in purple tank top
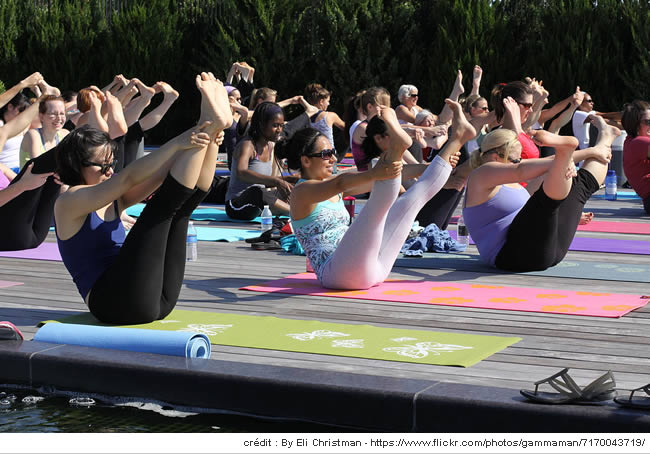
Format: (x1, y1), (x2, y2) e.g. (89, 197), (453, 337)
(54, 72), (233, 325)
(463, 97), (619, 272)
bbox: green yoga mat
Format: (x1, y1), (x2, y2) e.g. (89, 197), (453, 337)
(43, 309), (520, 367)
(394, 253), (650, 283)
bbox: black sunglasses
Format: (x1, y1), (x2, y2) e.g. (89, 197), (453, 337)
(517, 101), (533, 109)
(641, 119), (650, 126)
(85, 158), (117, 174)
(408, 93), (419, 98)
(306, 148), (336, 159)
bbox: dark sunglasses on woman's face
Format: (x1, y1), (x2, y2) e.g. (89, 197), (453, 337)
(517, 101), (533, 109)
(85, 158), (117, 175)
(408, 93), (419, 98)
(641, 119), (650, 126)
(306, 148), (336, 159)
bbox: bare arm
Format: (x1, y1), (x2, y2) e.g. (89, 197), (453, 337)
(121, 79), (155, 127)
(138, 82), (180, 131)
(0, 72), (42, 110)
(291, 160), (401, 220)
(548, 91), (583, 134)
(0, 163), (53, 207)
(233, 141), (292, 191)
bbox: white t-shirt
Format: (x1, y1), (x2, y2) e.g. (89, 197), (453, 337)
(0, 133), (24, 170)
(572, 110), (594, 149)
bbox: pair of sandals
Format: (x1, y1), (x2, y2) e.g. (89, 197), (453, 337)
(245, 228), (282, 251)
(520, 368), (650, 409)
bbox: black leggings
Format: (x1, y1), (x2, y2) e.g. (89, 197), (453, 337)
(225, 185), (264, 221)
(88, 174), (209, 325)
(415, 143), (469, 230)
(0, 148), (59, 251)
(495, 168), (600, 272)
(415, 188), (464, 230)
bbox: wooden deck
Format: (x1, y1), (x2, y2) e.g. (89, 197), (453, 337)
(1, 192), (649, 401)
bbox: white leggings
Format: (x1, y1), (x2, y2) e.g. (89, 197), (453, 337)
(320, 155), (452, 289)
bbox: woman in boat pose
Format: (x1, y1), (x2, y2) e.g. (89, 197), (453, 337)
(275, 100), (473, 289)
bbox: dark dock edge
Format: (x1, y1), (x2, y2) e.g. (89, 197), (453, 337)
(1, 340), (649, 432)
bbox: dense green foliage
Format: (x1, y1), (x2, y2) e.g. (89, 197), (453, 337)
(1, 0), (647, 143)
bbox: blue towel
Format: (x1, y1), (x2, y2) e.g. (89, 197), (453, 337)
(280, 234), (305, 255)
(401, 223), (467, 256)
(34, 323), (210, 358)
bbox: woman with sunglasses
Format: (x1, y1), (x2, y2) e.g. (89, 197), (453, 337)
(275, 101), (471, 289)
(621, 100), (650, 215)
(491, 81), (543, 161)
(395, 85), (423, 124)
(463, 97), (618, 272)
(53, 72), (232, 325)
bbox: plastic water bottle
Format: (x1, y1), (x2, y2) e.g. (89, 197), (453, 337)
(260, 205), (272, 231)
(605, 170), (617, 201)
(457, 214), (469, 248)
(186, 221), (198, 261)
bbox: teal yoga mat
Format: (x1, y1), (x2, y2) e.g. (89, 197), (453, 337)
(35, 322), (211, 358)
(125, 203), (282, 224)
(195, 226), (261, 242)
(394, 253), (650, 283)
(592, 191), (641, 200)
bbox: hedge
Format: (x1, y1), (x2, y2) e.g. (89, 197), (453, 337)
(1, 0), (647, 143)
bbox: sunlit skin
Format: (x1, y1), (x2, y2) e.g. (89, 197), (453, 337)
(470, 99), (489, 118)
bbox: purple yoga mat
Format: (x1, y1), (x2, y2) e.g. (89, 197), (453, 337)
(0, 242), (62, 261)
(449, 231), (650, 255)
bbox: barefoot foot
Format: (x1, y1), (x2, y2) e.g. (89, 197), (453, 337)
(196, 72), (233, 133)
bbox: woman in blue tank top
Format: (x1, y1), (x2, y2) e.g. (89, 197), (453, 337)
(463, 97), (619, 271)
(54, 72), (233, 325)
(275, 101), (472, 289)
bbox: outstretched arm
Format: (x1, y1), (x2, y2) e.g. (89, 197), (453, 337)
(522, 80), (548, 130)
(538, 87), (579, 126)
(0, 163), (54, 207)
(0, 72), (42, 110)
(548, 89), (584, 134)
(138, 82), (180, 131)
(122, 79), (156, 127)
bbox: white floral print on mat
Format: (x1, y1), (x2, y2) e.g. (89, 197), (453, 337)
(286, 330), (350, 341)
(331, 339), (364, 348)
(391, 337), (418, 342)
(383, 342), (473, 359)
(179, 324), (233, 335)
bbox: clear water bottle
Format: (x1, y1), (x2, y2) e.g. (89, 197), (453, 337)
(186, 221), (198, 261)
(457, 214), (469, 248)
(605, 170), (617, 201)
(260, 205), (272, 231)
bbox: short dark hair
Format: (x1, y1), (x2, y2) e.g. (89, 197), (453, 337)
(56, 125), (116, 186)
(274, 127), (323, 171)
(621, 100), (650, 138)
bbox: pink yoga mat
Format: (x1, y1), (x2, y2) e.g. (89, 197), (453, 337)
(449, 217), (650, 235)
(0, 242), (61, 261)
(0, 280), (23, 289)
(243, 273), (648, 318)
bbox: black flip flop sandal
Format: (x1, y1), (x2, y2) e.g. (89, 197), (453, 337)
(251, 240), (282, 250)
(520, 368), (616, 405)
(614, 385), (650, 409)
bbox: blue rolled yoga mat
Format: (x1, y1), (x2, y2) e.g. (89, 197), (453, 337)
(34, 323), (211, 358)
